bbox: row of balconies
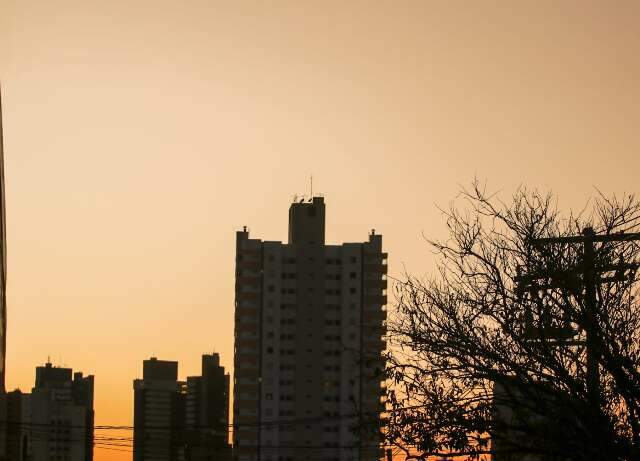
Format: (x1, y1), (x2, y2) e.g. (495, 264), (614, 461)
(364, 251), (388, 263)
(362, 310), (387, 323)
(237, 276), (261, 286)
(363, 263), (388, 275)
(236, 287), (386, 302)
(236, 260), (261, 271)
(363, 278), (388, 289)
(236, 291), (261, 301)
(363, 294), (387, 304)
(363, 339), (387, 351)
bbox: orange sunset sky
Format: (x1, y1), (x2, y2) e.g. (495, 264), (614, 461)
(1, 1), (640, 459)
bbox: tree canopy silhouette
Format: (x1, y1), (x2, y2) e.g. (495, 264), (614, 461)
(385, 182), (640, 461)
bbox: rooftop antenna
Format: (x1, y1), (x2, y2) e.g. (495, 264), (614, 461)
(310, 174), (313, 199)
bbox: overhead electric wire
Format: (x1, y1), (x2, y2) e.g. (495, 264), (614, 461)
(0, 401), (424, 433)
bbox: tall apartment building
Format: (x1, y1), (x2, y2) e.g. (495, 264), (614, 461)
(233, 197), (387, 461)
(184, 354), (231, 461)
(0, 363), (95, 461)
(134, 358), (186, 461)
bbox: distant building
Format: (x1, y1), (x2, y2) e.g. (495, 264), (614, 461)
(30, 363), (95, 461)
(233, 197), (387, 461)
(184, 354), (231, 461)
(0, 389), (29, 461)
(134, 358), (186, 461)
(492, 380), (583, 461)
(0, 363), (94, 461)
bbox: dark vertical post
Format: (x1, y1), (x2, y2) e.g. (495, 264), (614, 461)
(0, 84), (6, 394)
(582, 227), (600, 405)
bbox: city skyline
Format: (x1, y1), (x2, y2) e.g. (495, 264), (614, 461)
(2, 1), (640, 460)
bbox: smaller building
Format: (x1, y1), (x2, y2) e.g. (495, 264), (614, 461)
(133, 355), (232, 461)
(0, 362), (94, 461)
(134, 358), (186, 461)
(492, 379), (589, 461)
(184, 354), (231, 461)
(0, 389), (30, 461)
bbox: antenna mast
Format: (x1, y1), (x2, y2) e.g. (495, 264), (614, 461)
(310, 175), (313, 198)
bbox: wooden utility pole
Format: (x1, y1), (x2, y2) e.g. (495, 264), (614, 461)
(516, 228), (640, 405)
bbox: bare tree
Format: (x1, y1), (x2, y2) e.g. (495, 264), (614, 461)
(384, 182), (640, 461)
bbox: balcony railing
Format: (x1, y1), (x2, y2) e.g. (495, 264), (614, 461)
(363, 294), (387, 305)
(363, 264), (388, 275)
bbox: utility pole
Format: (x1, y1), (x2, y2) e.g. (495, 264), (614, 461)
(516, 228), (640, 406)
(582, 227), (599, 405)
(0, 83), (6, 394)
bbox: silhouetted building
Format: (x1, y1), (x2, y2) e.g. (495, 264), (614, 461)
(184, 354), (231, 461)
(0, 363), (94, 461)
(492, 380), (585, 461)
(134, 358), (186, 461)
(233, 197), (387, 461)
(0, 390), (28, 461)
(32, 363), (94, 461)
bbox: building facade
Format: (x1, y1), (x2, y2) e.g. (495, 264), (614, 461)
(184, 354), (231, 461)
(134, 358), (186, 461)
(0, 389), (29, 461)
(1, 363), (95, 461)
(233, 197), (387, 461)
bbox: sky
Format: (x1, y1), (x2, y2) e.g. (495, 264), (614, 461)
(1, 1), (639, 459)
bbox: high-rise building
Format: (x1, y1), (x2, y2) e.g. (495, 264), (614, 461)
(31, 363), (95, 461)
(233, 197), (387, 461)
(134, 358), (186, 461)
(184, 354), (231, 461)
(3, 363), (95, 461)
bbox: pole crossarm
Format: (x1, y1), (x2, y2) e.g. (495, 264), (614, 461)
(531, 232), (640, 245)
(515, 262), (640, 287)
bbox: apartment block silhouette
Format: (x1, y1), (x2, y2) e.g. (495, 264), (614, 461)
(0, 363), (94, 461)
(134, 355), (231, 461)
(134, 358), (186, 461)
(185, 354), (231, 461)
(233, 197), (387, 461)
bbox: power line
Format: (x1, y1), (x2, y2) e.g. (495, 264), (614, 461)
(0, 402), (412, 431)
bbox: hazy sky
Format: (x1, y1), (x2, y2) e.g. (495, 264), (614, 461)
(1, 1), (639, 459)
